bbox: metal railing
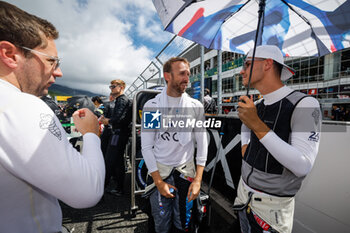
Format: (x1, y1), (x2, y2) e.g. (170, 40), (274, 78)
(130, 89), (161, 214)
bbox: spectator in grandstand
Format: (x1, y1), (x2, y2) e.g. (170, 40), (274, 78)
(203, 88), (217, 114)
(0, 2), (105, 232)
(99, 93), (116, 157)
(236, 45), (321, 233)
(141, 57), (208, 232)
(100, 80), (132, 196)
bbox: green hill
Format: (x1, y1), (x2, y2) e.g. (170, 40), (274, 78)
(48, 84), (102, 98)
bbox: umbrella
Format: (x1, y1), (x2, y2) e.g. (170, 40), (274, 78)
(65, 95), (96, 117)
(153, 0), (350, 56)
(153, 0), (350, 93)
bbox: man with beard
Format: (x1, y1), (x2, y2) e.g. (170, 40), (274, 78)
(0, 1), (105, 232)
(141, 57), (208, 232)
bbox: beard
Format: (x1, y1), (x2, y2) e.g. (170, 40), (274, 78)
(170, 74), (187, 94)
(172, 81), (187, 94)
(16, 57), (53, 97)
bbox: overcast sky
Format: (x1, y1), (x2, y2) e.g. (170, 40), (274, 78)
(6, 0), (172, 95)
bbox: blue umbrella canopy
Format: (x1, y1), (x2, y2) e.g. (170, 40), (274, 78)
(153, 0), (350, 57)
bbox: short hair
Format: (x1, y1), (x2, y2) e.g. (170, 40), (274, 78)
(273, 61), (283, 78)
(110, 79), (126, 88)
(92, 96), (103, 104)
(0, 1), (59, 56)
(204, 88), (210, 95)
(163, 57), (190, 73)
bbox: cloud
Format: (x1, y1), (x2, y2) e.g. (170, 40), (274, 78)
(135, 11), (172, 43)
(6, 0), (171, 96)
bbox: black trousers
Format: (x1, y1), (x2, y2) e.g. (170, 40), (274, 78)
(100, 127), (112, 158)
(104, 132), (128, 191)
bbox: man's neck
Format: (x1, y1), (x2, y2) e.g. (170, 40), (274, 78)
(260, 84), (284, 95)
(256, 77), (284, 95)
(0, 73), (21, 91)
(114, 92), (123, 99)
(166, 88), (181, 97)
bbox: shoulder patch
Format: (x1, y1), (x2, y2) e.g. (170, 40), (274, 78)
(312, 108), (321, 126)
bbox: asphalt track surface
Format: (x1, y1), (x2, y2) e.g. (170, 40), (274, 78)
(61, 174), (240, 233)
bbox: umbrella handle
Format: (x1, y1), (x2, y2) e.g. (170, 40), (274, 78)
(246, 0), (266, 96)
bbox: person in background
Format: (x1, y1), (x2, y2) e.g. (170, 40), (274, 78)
(0, 1), (105, 232)
(100, 80), (132, 196)
(92, 95), (105, 117)
(203, 88), (217, 114)
(92, 96), (105, 135)
(344, 108), (350, 121)
(331, 104), (340, 121)
(99, 93), (116, 157)
(141, 57), (208, 233)
(41, 94), (66, 122)
(339, 105), (346, 121)
(235, 45), (321, 233)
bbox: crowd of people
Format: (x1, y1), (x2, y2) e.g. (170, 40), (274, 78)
(0, 2), (323, 233)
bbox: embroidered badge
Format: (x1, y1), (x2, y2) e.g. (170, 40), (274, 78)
(39, 113), (62, 140)
(312, 108), (320, 126)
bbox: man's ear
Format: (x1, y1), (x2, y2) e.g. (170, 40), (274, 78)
(263, 58), (274, 71)
(164, 72), (171, 83)
(0, 41), (20, 69)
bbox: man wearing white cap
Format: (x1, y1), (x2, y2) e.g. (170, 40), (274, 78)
(235, 45), (321, 233)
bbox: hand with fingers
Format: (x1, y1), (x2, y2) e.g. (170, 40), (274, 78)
(187, 180), (201, 202)
(238, 95), (259, 129)
(238, 95), (270, 140)
(72, 108), (99, 136)
(99, 115), (109, 125)
(156, 181), (177, 198)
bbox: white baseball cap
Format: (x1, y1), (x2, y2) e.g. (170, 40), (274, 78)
(246, 45), (295, 81)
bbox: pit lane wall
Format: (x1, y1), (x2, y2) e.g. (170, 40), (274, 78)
(203, 115), (350, 232)
(293, 121), (350, 232)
